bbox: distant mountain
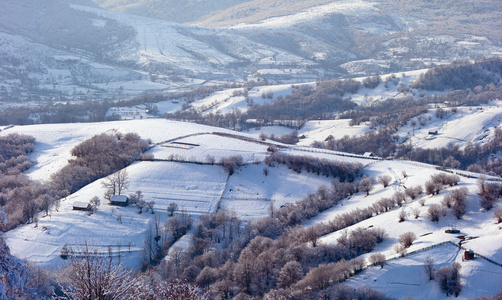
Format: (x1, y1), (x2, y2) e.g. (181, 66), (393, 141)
(0, 0), (500, 107)
(91, 0), (251, 23)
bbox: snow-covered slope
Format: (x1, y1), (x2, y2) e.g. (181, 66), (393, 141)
(1, 0), (500, 108)
(2, 119), (501, 299)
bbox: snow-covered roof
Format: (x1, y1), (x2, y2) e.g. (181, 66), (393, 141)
(72, 201), (90, 209)
(110, 195), (128, 203)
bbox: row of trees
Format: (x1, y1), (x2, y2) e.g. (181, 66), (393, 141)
(411, 58), (502, 91)
(264, 152), (364, 182)
(51, 132), (149, 195)
(0, 132), (149, 230)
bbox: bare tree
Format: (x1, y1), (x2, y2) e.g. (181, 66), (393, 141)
(451, 187), (468, 219)
(146, 201), (155, 214)
(412, 207), (421, 219)
(278, 261), (302, 288)
(359, 176), (375, 196)
(300, 226), (320, 247)
(398, 232), (417, 248)
(398, 209), (406, 222)
(435, 262), (462, 297)
(369, 253), (386, 268)
(102, 169), (129, 199)
(378, 175), (392, 188)
(58, 243), (134, 299)
(90, 196), (101, 212)
(428, 204), (442, 222)
(423, 257), (435, 281)
(167, 202), (178, 216)
(494, 208), (502, 224)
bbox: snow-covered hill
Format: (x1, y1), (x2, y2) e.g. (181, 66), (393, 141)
(1, 0), (500, 108)
(1, 119), (501, 299)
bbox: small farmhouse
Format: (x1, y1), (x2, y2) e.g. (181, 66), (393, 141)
(110, 195), (129, 206)
(363, 152), (375, 158)
(73, 201), (91, 211)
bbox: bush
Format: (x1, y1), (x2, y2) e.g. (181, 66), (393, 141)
(378, 175), (392, 188)
(494, 208), (502, 224)
(428, 204), (443, 223)
(435, 262), (462, 297)
(398, 232), (417, 248)
(369, 253), (386, 268)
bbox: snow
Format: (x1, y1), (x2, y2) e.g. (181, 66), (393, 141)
(396, 101), (502, 150)
(220, 163), (335, 220)
(2, 117), (501, 297)
(231, 0), (378, 29)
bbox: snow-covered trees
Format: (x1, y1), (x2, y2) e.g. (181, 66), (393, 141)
(435, 262), (462, 297)
(369, 253), (386, 268)
(378, 175), (392, 188)
(52, 133), (148, 195)
(219, 155), (244, 175)
(167, 202), (178, 216)
(423, 257), (435, 281)
(103, 169), (130, 200)
(494, 208), (502, 224)
(398, 232), (417, 248)
(478, 176), (501, 211)
(428, 204), (443, 223)
(359, 176), (375, 196)
(58, 243), (134, 299)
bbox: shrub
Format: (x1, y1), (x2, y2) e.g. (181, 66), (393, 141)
(398, 232), (417, 248)
(369, 253), (386, 268)
(435, 262), (462, 296)
(494, 208), (502, 224)
(378, 175), (392, 188)
(428, 204), (443, 222)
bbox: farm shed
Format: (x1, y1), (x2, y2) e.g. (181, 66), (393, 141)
(73, 201), (91, 211)
(110, 195), (129, 206)
(363, 152), (375, 157)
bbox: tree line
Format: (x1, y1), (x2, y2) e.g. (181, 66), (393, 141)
(0, 132), (149, 231)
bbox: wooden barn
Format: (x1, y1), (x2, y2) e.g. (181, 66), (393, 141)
(110, 195), (129, 206)
(464, 249), (474, 260)
(73, 201), (91, 211)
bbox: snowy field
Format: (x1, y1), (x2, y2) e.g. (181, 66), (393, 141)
(2, 119), (502, 298)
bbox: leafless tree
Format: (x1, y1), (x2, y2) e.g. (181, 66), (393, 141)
(398, 232), (417, 248)
(278, 261), (302, 288)
(451, 187), (468, 219)
(359, 176), (375, 196)
(58, 242), (134, 299)
(167, 202), (178, 216)
(393, 191), (406, 207)
(146, 201), (155, 214)
(428, 204), (443, 222)
(435, 262), (462, 297)
(494, 208), (502, 224)
(102, 169), (129, 199)
(369, 253), (386, 268)
(90, 196), (101, 212)
(423, 257), (435, 281)
(398, 209), (406, 222)
(350, 257), (366, 274)
(412, 207), (421, 219)
(394, 244), (407, 257)
(300, 226), (320, 247)
(378, 175), (392, 188)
